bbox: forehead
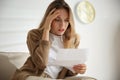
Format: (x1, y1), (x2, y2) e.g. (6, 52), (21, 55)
(55, 8), (69, 18)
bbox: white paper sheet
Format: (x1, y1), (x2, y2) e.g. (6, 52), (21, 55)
(48, 48), (88, 67)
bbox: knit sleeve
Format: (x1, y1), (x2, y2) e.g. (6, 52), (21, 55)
(26, 29), (50, 69)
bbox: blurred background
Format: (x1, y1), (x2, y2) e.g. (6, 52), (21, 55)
(0, 0), (120, 80)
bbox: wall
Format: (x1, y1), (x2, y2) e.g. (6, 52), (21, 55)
(0, 0), (120, 80)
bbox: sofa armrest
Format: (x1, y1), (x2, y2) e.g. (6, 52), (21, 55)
(0, 54), (17, 80)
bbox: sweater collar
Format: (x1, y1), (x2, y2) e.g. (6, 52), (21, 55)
(49, 33), (63, 41)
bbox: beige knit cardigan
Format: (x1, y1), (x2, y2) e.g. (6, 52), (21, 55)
(11, 29), (79, 80)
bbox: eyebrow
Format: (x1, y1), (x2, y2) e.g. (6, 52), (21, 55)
(56, 16), (69, 20)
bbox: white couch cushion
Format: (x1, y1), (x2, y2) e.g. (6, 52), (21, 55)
(0, 52), (29, 68)
(0, 52), (29, 80)
(0, 53), (16, 80)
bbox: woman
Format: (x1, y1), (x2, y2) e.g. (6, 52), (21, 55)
(12, 0), (86, 80)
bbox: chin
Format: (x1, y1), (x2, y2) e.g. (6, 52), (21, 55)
(57, 33), (64, 36)
(57, 34), (62, 36)
(55, 31), (65, 36)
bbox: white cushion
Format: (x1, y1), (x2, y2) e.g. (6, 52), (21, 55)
(0, 52), (29, 68)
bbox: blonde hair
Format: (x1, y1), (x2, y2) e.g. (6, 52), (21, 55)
(38, 0), (80, 48)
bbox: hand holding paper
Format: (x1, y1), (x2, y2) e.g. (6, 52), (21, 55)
(48, 48), (88, 67)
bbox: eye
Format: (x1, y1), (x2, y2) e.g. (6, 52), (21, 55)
(65, 19), (69, 22)
(54, 18), (61, 21)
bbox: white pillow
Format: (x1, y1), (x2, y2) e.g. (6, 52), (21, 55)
(0, 52), (29, 68)
(0, 54), (16, 80)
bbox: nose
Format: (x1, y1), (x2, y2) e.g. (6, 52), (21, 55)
(60, 21), (65, 28)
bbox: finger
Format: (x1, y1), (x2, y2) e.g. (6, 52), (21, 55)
(73, 67), (86, 71)
(75, 64), (86, 67)
(74, 69), (86, 74)
(47, 9), (60, 21)
(48, 8), (56, 16)
(50, 11), (60, 22)
(74, 64), (86, 68)
(79, 70), (86, 74)
(77, 67), (86, 70)
(80, 64), (86, 67)
(73, 65), (86, 70)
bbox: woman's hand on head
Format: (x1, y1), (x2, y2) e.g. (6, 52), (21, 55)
(73, 64), (86, 74)
(43, 8), (60, 31)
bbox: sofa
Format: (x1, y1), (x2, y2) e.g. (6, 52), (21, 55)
(0, 52), (97, 80)
(0, 52), (29, 80)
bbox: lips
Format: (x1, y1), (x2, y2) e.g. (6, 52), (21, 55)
(58, 29), (64, 32)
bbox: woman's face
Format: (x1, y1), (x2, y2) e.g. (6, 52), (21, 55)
(50, 8), (69, 36)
